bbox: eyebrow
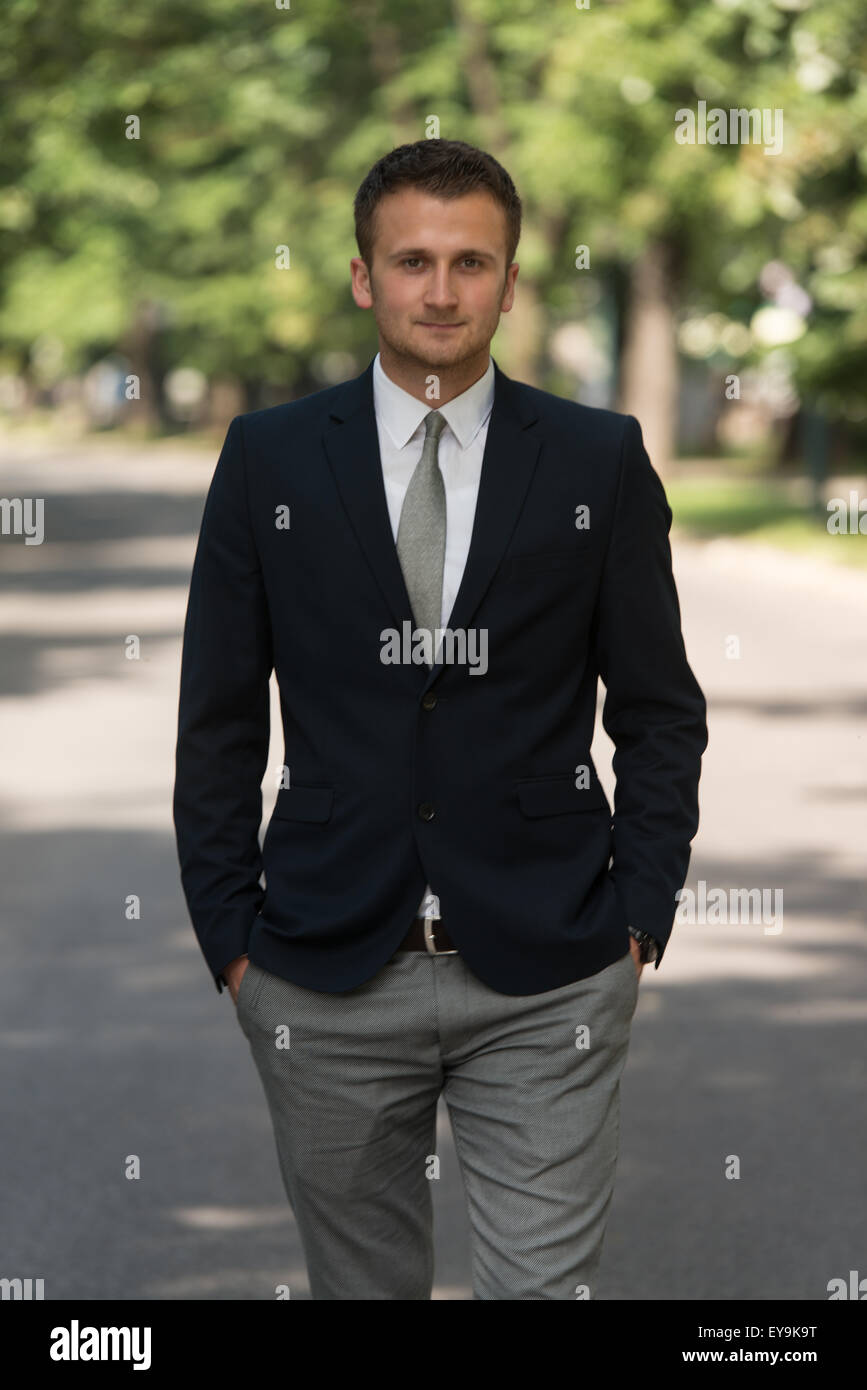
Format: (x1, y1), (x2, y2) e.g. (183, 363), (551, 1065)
(388, 248), (497, 263)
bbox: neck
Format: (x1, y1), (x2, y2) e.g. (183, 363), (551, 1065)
(377, 344), (490, 405)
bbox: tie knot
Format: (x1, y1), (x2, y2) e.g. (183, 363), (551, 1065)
(424, 410), (446, 443)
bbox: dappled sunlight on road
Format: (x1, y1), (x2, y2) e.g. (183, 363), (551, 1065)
(1, 437), (865, 1300)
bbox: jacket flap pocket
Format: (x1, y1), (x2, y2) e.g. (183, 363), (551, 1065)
(272, 784), (334, 823)
(516, 775), (609, 818)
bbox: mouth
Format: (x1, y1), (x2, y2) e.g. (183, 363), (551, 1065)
(418, 322), (463, 330)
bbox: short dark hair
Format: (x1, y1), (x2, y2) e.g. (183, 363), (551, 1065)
(354, 139), (522, 275)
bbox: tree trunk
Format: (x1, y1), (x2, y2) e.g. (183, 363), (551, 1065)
(119, 299), (166, 432)
(617, 240), (679, 476)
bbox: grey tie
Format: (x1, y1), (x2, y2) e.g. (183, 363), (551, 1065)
(396, 410), (447, 662)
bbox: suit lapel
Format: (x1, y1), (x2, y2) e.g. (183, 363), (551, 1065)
(322, 355), (542, 691)
(322, 360), (411, 644)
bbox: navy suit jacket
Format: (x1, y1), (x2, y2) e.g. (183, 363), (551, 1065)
(172, 355), (707, 995)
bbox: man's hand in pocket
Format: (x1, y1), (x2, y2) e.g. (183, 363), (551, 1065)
(627, 935), (644, 981)
(224, 954), (250, 1005)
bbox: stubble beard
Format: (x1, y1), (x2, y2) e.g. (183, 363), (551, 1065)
(374, 302), (500, 373)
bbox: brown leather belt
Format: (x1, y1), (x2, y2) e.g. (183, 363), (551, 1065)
(397, 916), (459, 954)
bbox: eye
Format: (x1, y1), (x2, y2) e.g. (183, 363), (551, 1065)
(399, 257), (483, 269)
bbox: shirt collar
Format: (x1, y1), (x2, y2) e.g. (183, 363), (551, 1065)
(372, 350), (495, 451)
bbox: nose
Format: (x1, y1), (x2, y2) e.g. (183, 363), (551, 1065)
(423, 263), (459, 310)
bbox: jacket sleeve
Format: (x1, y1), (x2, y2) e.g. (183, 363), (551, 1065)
(172, 415), (273, 993)
(591, 414), (708, 965)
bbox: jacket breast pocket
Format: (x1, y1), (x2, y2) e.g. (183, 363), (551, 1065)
(271, 783), (334, 823)
(515, 774), (610, 818)
(500, 547), (596, 582)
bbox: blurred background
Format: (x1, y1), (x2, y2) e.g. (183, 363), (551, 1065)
(1, 0), (865, 1301)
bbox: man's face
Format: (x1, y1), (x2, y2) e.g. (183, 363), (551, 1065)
(350, 188), (518, 371)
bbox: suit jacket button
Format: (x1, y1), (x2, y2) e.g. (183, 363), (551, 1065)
(422, 693), (437, 710)
(418, 802), (436, 820)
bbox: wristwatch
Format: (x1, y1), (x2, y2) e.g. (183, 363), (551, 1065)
(627, 923), (661, 965)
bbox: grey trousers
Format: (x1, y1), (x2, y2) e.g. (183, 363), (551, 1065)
(235, 945), (639, 1300)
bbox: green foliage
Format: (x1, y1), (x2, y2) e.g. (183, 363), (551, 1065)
(0, 0), (864, 421)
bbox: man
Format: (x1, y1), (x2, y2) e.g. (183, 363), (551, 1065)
(173, 138), (708, 1300)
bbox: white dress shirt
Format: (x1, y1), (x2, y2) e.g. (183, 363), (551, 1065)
(372, 350), (496, 920)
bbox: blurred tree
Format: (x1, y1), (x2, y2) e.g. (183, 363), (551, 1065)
(0, 0), (863, 467)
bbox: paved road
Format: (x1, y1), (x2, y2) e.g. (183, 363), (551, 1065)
(1, 436), (864, 1299)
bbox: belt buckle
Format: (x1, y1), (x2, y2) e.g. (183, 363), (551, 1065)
(422, 912), (458, 955)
